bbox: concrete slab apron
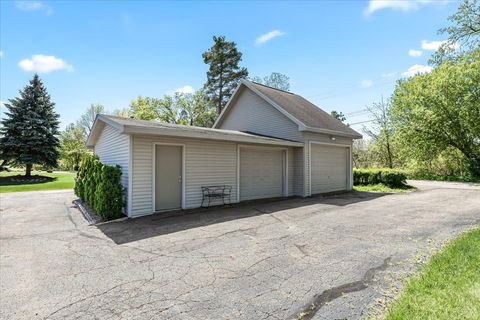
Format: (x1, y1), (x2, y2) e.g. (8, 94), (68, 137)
(0, 181), (479, 320)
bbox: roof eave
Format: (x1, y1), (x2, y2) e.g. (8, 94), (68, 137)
(301, 126), (363, 139)
(85, 114), (125, 148)
(123, 125), (304, 147)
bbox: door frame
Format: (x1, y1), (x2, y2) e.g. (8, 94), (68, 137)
(237, 144), (289, 202)
(308, 141), (352, 195)
(152, 142), (186, 212)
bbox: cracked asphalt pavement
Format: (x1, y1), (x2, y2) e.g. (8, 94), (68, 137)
(1, 180), (479, 320)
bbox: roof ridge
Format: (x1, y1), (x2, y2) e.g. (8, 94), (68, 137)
(249, 80), (294, 95)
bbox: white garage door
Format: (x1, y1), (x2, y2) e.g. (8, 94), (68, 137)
(311, 144), (348, 194)
(240, 148), (284, 201)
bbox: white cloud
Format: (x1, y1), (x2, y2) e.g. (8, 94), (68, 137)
(421, 39), (459, 51)
(360, 80), (374, 88)
(421, 40), (444, 50)
(408, 49), (423, 57)
(364, 0), (447, 15)
(402, 64), (433, 77)
(255, 30), (285, 46)
(0, 51), (3, 59)
(175, 85), (195, 94)
(15, 1), (53, 15)
(18, 55), (73, 73)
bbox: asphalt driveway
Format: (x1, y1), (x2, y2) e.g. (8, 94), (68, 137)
(1, 181), (479, 320)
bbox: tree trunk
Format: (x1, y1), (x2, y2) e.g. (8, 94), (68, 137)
(25, 163), (33, 177)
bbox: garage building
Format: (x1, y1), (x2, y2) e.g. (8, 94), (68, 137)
(86, 79), (362, 218)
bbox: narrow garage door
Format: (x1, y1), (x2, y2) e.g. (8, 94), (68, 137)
(240, 148), (284, 201)
(311, 144), (348, 194)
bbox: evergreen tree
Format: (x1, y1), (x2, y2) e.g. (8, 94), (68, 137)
(202, 36), (248, 115)
(0, 74), (60, 176)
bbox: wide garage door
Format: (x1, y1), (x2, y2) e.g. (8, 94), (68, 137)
(311, 144), (348, 194)
(240, 148), (284, 201)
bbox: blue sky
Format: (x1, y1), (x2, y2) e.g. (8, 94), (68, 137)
(0, 0), (459, 131)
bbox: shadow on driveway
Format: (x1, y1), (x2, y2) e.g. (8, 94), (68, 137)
(97, 191), (389, 245)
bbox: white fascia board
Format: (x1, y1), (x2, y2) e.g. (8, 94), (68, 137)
(85, 115), (125, 148)
(212, 82), (244, 128)
(301, 126), (362, 139)
(122, 125), (304, 147)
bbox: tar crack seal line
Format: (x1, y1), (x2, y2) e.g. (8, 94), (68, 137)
(289, 256), (392, 320)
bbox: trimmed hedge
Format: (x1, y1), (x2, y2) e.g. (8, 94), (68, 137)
(354, 168), (407, 188)
(74, 154), (124, 220)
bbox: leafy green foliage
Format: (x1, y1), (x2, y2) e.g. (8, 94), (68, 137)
(353, 183), (415, 193)
(330, 110), (346, 122)
(392, 49), (480, 178)
(386, 228), (480, 319)
(353, 168), (407, 188)
(0, 74), (60, 176)
(203, 35), (248, 115)
(94, 165), (124, 220)
(251, 72), (290, 91)
(75, 154), (124, 220)
(129, 91), (216, 127)
(59, 122), (88, 170)
(431, 0), (480, 65)
(364, 98), (396, 168)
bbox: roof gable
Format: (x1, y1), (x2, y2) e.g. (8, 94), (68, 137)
(214, 79), (362, 139)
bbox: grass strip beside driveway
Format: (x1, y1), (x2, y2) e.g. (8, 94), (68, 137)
(0, 171), (75, 193)
(353, 183), (416, 193)
(385, 227), (480, 320)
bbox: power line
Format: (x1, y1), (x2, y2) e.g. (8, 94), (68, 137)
(348, 119), (375, 126)
(305, 64), (430, 103)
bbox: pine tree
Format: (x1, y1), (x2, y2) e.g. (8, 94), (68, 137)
(0, 74), (60, 176)
(202, 36), (248, 116)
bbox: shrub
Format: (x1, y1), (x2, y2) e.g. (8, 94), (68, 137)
(74, 154), (124, 220)
(354, 168), (407, 188)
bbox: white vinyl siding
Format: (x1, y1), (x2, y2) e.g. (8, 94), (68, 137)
(293, 147), (304, 196)
(94, 125), (130, 213)
(303, 132), (353, 196)
(311, 145), (348, 194)
(217, 87), (304, 142)
(239, 148), (285, 201)
(131, 136), (238, 217)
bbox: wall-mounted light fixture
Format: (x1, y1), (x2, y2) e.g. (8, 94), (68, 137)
(330, 136), (336, 141)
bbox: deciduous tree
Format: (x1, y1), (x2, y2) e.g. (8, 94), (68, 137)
(364, 98), (395, 169)
(392, 50), (480, 177)
(251, 72), (290, 91)
(59, 122), (88, 170)
(79, 103), (105, 133)
(330, 110), (346, 122)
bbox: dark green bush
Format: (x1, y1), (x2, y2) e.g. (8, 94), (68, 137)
(75, 154), (125, 220)
(354, 168), (407, 188)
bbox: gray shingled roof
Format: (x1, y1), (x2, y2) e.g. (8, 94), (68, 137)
(88, 114), (303, 147)
(250, 81), (361, 138)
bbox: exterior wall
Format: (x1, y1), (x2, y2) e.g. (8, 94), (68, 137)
(130, 135), (301, 218)
(302, 132), (353, 196)
(94, 125), (130, 212)
(293, 147), (304, 196)
(217, 87), (304, 142)
(131, 136), (238, 217)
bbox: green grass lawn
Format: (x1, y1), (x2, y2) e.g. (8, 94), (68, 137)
(353, 183), (416, 193)
(0, 171), (76, 193)
(385, 228), (480, 320)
